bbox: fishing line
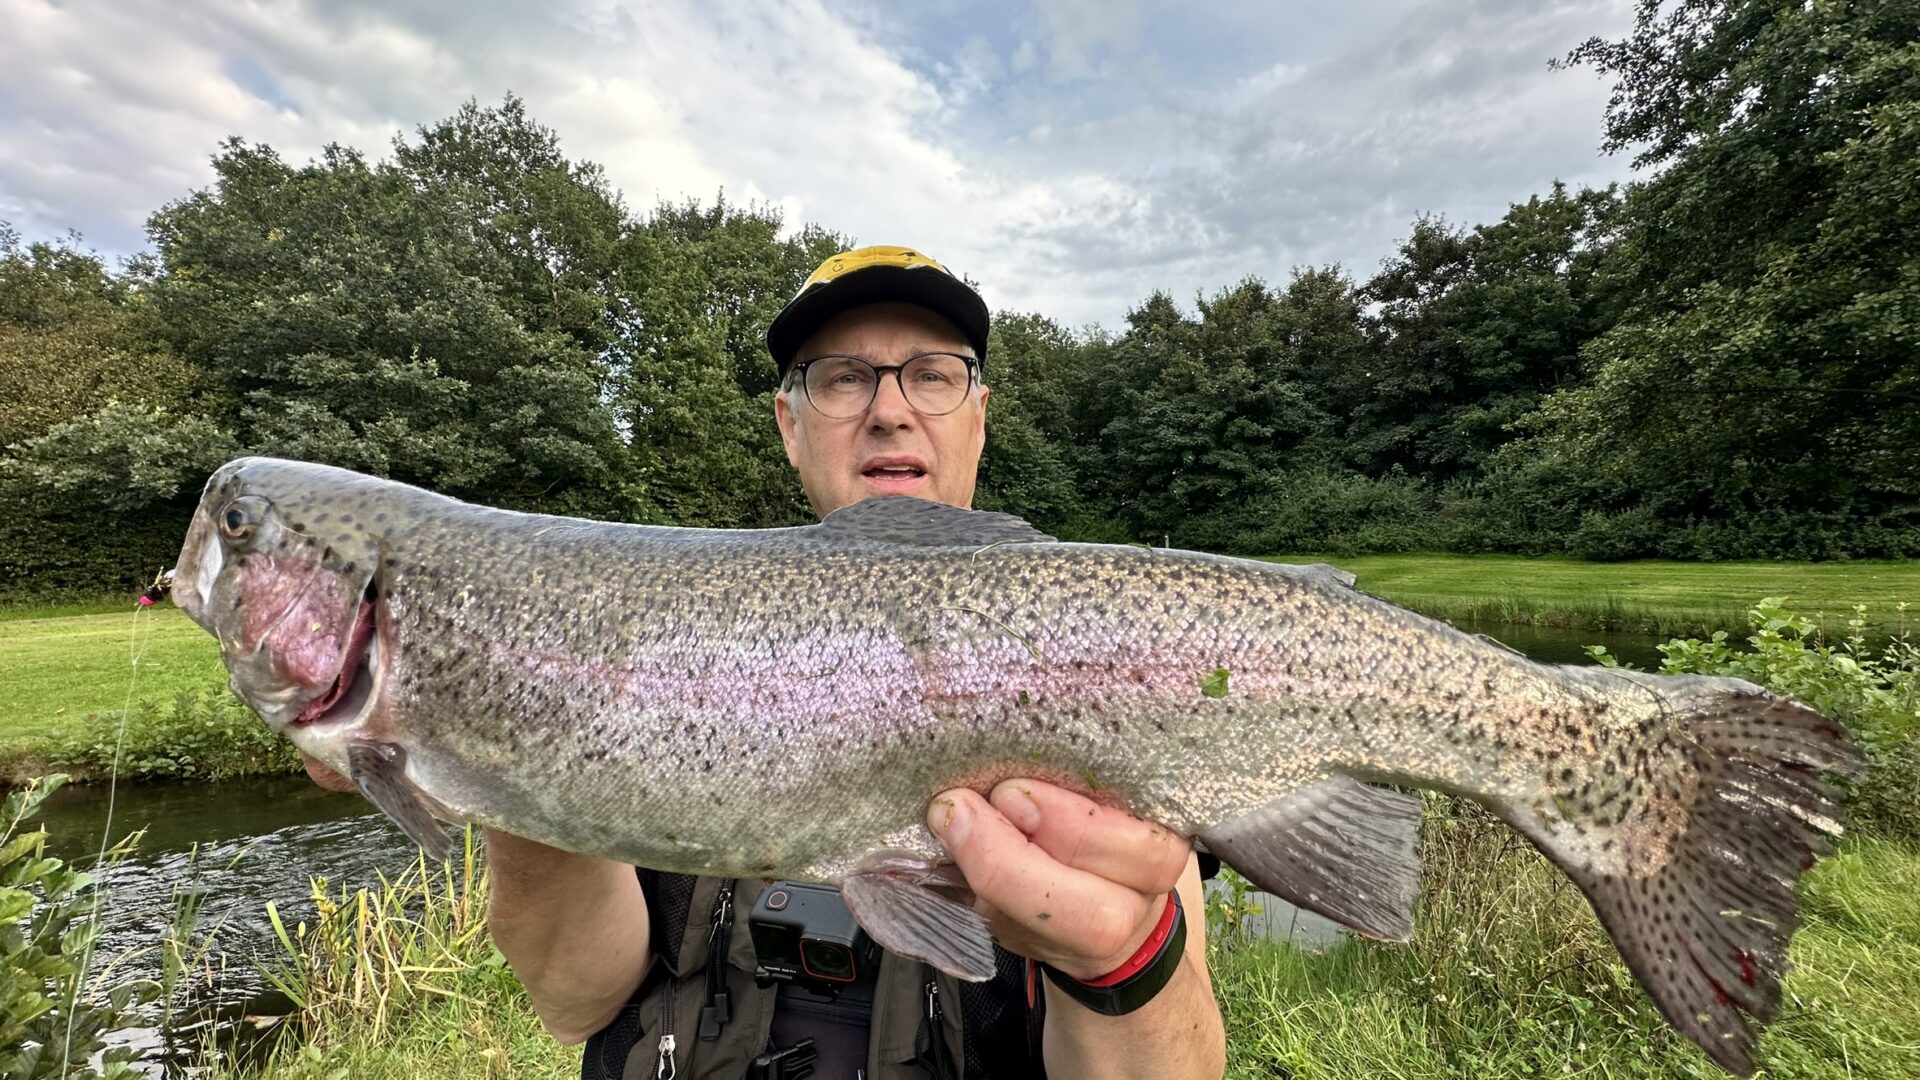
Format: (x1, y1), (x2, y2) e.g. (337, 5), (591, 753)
(59, 571), (166, 1079)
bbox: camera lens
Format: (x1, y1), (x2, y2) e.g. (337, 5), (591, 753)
(801, 940), (856, 982)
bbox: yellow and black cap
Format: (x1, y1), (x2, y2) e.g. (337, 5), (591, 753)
(767, 245), (990, 380)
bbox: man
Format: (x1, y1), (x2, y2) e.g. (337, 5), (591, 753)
(321, 247), (1228, 1078)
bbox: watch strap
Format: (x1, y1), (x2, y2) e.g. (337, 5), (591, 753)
(1040, 889), (1187, 1016)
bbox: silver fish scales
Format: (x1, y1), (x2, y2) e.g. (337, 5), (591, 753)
(171, 457), (1858, 1075)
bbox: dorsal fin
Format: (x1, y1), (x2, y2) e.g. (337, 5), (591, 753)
(821, 497), (1055, 547)
(1302, 562), (1358, 588)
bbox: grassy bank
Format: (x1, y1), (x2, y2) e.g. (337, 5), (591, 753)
(182, 817), (1919, 1079)
(1268, 553), (1920, 637)
(1212, 822), (1920, 1079)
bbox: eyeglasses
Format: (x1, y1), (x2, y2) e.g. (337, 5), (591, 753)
(794, 352), (979, 419)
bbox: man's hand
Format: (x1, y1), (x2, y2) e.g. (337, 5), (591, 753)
(925, 779), (1192, 980)
(927, 779), (1225, 1079)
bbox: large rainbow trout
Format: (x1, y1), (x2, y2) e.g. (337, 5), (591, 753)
(172, 457), (1856, 1074)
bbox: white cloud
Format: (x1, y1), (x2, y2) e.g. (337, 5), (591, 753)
(0, 0), (1638, 328)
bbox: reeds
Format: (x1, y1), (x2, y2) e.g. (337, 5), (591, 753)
(235, 830), (576, 1079)
(261, 829), (491, 1038)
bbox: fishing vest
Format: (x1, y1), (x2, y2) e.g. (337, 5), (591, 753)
(581, 872), (1047, 1080)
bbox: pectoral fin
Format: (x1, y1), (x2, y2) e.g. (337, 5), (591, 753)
(347, 740), (452, 861)
(1199, 775), (1421, 941)
(840, 865), (996, 982)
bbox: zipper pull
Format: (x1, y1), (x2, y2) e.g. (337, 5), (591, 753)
(656, 1034), (677, 1080)
(925, 979), (942, 1021)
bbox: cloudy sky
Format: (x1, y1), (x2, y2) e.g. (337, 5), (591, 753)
(1, 0), (1638, 328)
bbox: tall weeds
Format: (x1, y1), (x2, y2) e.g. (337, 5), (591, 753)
(240, 831), (575, 1079)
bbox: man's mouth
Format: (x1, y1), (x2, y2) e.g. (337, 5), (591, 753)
(293, 582), (379, 727)
(862, 458), (928, 488)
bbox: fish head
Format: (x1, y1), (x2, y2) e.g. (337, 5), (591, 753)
(173, 457), (390, 737)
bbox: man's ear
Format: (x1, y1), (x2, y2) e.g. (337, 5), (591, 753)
(774, 389), (803, 469)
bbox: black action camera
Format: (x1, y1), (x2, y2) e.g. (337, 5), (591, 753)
(748, 881), (880, 994)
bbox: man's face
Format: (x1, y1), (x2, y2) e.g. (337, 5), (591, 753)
(775, 301), (989, 517)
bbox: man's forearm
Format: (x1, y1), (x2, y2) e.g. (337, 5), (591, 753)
(1041, 867), (1227, 1079)
(485, 829), (654, 1044)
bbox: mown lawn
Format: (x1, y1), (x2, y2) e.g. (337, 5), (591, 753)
(1268, 553), (1920, 637)
(0, 605), (226, 775)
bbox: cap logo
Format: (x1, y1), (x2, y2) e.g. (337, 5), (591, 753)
(799, 245), (952, 295)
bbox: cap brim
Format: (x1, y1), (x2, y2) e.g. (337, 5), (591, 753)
(767, 266), (990, 378)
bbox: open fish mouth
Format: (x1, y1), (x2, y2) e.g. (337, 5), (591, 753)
(292, 580), (381, 728)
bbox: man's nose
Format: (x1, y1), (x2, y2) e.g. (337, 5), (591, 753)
(866, 369), (916, 429)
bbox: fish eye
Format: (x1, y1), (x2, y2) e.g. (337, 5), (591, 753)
(218, 498), (261, 542)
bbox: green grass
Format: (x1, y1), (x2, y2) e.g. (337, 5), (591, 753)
(191, 816), (1918, 1080)
(1265, 553), (1920, 637)
(0, 605), (226, 780)
(1212, 821), (1920, 1079)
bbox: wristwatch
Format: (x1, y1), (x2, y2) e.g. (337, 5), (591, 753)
(1040, 889), (1187, 1016)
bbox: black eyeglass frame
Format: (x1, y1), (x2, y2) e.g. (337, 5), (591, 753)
(792, 352), (982, 419)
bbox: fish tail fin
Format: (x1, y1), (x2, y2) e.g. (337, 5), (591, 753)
(1545, 676), (1860, 1076)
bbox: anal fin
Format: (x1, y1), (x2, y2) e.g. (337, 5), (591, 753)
(841, 864), (996, 982)
(347, 740), (452, 861)
(1198, 776), (1420, 941)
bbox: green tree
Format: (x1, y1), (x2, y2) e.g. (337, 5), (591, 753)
(1517, 0), (1920, 558)
(1355, 185), (1621, 483)
(1092, 280), (1334, 547)
(611, 196), (842, 527)
(0, 229), (195, 449)
(974, 312), (1087, 530)
(139, 98), (630, 516)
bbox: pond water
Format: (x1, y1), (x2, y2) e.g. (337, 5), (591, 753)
(31, 620), (1668, 1075)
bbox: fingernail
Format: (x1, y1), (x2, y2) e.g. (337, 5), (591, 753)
(994, 783), (1040, 832)
(928, 795), (971, 847)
